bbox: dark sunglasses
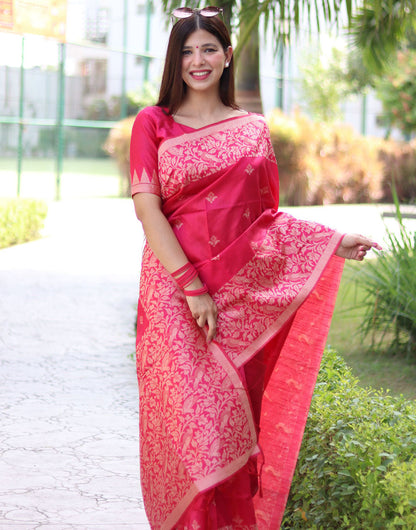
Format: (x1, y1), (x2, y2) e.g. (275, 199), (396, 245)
(171, 6), (223, 20)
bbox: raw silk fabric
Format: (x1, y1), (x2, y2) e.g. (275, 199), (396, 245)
(130, 106), (344, 529)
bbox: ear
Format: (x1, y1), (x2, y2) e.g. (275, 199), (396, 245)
(224, 46), (233, 66)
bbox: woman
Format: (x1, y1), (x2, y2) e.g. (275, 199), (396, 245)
(130, 7), (380, 529)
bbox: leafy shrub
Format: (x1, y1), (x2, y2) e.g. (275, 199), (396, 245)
(103, 116), (135, 197)
(0, 198), (48, 249)
(379, 139), (416, 203)
(267, 109), (311, 205)
(352, 189), (416, 356)
(376, 50), (416, 136)
(282, 348), (416, 529)
(267, 109), (383, 206)
(298, 41), (350, 122)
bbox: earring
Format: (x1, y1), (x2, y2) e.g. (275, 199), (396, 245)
(225, 62), (229, 67)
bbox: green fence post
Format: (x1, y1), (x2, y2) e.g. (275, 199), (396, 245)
(276, 41), (284, 110)
(120, 0), (128, 119)
(361, 93), (367, 136)
(55, 41), (66, 201)
(17, 36), (25, 197)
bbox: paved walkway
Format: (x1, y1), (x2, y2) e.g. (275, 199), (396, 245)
(1, 198), (415, 529)
(0, 199), (149, 529)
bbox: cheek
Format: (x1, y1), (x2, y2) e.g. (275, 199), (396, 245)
(182, 55), (192, 69)
(213, 53), (226, 68)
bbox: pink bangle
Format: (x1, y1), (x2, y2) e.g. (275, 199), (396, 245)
(171, 262), (192, 278)
(184, 284), (209, 296)
(172, 262), (198, 289)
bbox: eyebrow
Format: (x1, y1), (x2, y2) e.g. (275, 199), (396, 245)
(182, 42), (219, 49)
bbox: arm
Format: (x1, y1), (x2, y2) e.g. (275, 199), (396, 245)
(133, 192), (218, 342)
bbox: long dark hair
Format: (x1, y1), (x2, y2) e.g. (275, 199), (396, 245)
(157, 14), (237, 114)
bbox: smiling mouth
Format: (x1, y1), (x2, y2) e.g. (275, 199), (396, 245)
(190, 70), (211, 78)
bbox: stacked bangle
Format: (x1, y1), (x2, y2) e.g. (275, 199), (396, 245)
(171, 262), (208, 296)
(184, 284), (209, 296)
(171, 262), (197, 289)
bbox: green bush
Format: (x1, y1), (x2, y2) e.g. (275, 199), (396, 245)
(267, 108), (383, 206)
(376, 49), (416, 137)
(0, 199), (48, 249)
(103, 116), (135, 197)
(379, 139), (416, 204)
(282, 348), (416, 529)
(353, 189), (416, 356)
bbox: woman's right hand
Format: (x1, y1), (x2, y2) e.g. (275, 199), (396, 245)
(133, 193), (219, 341)
(186, 293), (218, 343)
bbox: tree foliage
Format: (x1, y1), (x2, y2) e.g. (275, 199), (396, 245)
(350, 0), (416, 74)
(376, 49), (416, 135)
(352, 187), (416, 356)
(298, 39), (351, 122)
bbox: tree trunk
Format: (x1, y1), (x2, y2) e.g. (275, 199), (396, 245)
(235, 21), (263, 114)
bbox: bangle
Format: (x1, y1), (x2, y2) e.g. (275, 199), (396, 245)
(171, 262), (198, 289)
(171, 262), (192, 278)
(184, 284), (209, 296)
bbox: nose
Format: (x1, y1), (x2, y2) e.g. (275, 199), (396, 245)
(192, 49), (205, 65)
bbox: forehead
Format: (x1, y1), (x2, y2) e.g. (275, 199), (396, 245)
(183, 29), (222, 48)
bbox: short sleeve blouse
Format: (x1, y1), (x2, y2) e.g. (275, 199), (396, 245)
(130, 107), (163, 197)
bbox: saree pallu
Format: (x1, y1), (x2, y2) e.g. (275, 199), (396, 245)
(130, 106), (344, 529)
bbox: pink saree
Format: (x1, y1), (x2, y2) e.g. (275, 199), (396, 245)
(130, 106), (344, 529)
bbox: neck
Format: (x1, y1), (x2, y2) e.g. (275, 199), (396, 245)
(179, 90), (225, 119)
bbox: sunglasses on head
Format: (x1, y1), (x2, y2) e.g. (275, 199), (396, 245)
(171, 6), (223, 20)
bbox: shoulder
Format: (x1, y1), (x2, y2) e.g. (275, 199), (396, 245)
(132, 106), (170, 131)
(248, 112), (268, 125)
(238, 112), (270, 136)
(234, 110), (268, 127)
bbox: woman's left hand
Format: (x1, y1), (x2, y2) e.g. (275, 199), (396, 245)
(335, 234), (382, 261)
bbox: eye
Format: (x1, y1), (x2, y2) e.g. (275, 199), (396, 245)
(182, 49), (192, 56)
(204, 47), (217, 53)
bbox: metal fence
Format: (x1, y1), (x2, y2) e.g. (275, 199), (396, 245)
(0, 0), (163, 200)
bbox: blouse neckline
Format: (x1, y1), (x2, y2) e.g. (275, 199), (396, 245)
(167, 109), (251, 132)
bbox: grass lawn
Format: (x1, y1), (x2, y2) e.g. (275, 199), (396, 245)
(328, 262), (416, 400)
(0, 157), (123, 200)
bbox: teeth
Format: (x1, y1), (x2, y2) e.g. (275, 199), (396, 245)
(192, 71), (209, 77)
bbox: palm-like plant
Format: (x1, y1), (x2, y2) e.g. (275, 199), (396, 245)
(161, 0), (416, 111)
(350, 0), (416, 74)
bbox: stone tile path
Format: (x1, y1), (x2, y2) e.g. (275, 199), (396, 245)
(0, 199), (150, 529)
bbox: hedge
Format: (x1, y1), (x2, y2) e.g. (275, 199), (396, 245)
(282, 348), (416, 529)
(0, 198), (48, 249)
(268, 108), (416, 206)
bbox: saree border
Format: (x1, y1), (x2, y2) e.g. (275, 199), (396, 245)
(158, 114), (267, 158)
(232, 230), (344, 369)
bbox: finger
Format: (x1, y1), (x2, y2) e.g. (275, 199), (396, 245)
(205, 313), (217, 343)
(357, 235), (382, 251)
